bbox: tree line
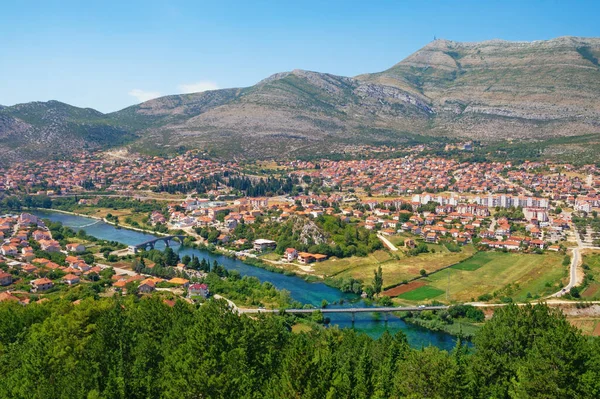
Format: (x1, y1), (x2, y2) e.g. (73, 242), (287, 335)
(0, 299), (599, 398)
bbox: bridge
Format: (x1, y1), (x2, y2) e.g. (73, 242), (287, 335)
(129, 235), (186, 253)
(238, 305), (448, 322)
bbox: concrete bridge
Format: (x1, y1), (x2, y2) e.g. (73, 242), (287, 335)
(238, 305), (448, 322)
(129, 235), (186, 253)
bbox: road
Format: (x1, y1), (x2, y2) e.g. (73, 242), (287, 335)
(213, 294), (239, 312)
(239, 305), (448, 314)
(377, 234), (399, 251)
(548, 223), (600, 298)
(548, 247), (581, 297)
(496, 174), (533, 196)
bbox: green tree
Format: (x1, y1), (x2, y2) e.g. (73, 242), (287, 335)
(373, 266), (383, 296)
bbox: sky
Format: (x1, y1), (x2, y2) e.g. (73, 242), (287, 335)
(1, 0), (599, 113)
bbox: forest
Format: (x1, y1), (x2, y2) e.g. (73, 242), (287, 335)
(230, 215), (383, 258)
(153, 174), (300, 196)
(0, 299), (599, 398)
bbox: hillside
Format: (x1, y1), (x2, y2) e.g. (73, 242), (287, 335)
(357, 36), (600, 141)
(1, 36), (599, 162)
(0, 101), (136, 162)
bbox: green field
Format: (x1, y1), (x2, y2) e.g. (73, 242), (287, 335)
(394, 251), (567, 304)
(397, 286), (445, 301)
(312, 246), (476, 288)
(451, 252), (499, 271)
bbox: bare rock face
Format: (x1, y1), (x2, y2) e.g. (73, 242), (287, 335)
(290, 216), (328, 246)
(1, 36), (600, 162)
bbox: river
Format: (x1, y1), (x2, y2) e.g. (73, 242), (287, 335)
(34, 210), (460, 350)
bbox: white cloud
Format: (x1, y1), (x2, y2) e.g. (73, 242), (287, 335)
(177, 81), (219, 94)
(128, 89), (161, 103)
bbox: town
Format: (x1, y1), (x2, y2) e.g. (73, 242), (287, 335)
(1, 147), (600, 327)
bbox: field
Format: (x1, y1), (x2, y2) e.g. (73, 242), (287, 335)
(581, 250), (600, 299)
(569, 318), (600, 336)
(382, 280), (425, 297)
(391, 251), (567, 304)
(397, 286), (445, 301)
(311, 246), (476, 288)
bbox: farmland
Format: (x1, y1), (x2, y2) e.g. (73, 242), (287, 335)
(311, 246), (476, 288)
(392, 251), (567, 304)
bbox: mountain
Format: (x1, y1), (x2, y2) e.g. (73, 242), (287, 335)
(0, 101), (135, 162)
(116, 70), (435, 158)
(357, 36), (600, 140)
(1, 36), (599, 162)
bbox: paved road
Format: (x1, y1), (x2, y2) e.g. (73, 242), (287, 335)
(548, 223), (600, 297)
(377, 234), (399, 251)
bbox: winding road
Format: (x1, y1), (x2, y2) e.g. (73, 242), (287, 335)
(549, 223), (600, 298)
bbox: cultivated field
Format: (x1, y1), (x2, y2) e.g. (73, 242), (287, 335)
(311, 246), (476, 287)
(393, 251), (567, 304)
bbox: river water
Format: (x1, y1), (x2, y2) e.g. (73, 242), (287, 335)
(34, 210), (459, 350)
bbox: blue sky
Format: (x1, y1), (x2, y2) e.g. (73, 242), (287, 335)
(1, 0), (599, 113)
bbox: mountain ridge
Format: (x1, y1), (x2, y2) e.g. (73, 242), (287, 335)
(1, 36), (599, 162)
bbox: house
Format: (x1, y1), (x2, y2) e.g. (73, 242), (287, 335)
(1, 245), (18, 256)
(39, 239), (61, 252)
(138, 279), (156, 293)
(297, 252), (315, 264)
(253, 239), (277, 252)
(404, 239), (416, 248)
(0, 292), (21, 303)
(63, 274), (80, 285)
(66, 243), (86, 253)
(30, 278), (53, 292)
(21, 247), (35, 261)
(189, 283), (209, 298)
(32, 229), (51, 241)
(503, 240), (521, 251)
(530, 239), (545, 249)
(285, 248), (298, 261)
(113, 280), (128, 290)
(313, 254), (328, 262)
(22, 264), (37, 274)
(0, 271), (13, 286)
(425, 232), (438, 243)
(168, 277), (190, 289)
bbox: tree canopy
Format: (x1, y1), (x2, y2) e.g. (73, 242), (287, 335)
(0, 300), (598, 398)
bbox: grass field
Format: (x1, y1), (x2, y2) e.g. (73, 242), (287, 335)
(412, 251), (567, 303)
(388, 251), (567, 304)
(312, 246), (476, 288)
(397, 286), (445, 301)
(260, 252), (282, 261)
(450, 252), (499, 271)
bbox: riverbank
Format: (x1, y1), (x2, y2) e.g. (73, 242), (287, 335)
(401, 315), (481, 339)
(30, 209), (461, 348)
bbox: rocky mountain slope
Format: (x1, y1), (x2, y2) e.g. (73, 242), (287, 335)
(1, 36), (599, 162)
(357, 36), (600, 140)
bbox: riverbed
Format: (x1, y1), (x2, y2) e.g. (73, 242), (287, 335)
(34, 209), (460, 350)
